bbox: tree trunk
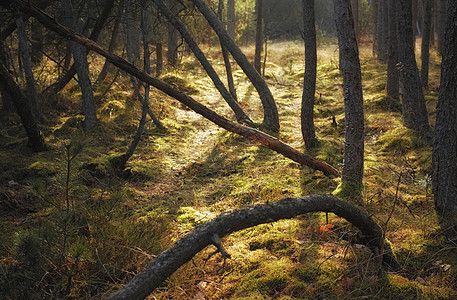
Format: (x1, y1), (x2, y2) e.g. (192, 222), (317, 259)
(156, 42), (163, 77)
(421, 0), (432, 89)
(217, 0), (238, 102)
(167, 0), (179, 65)
(44, 0), (114, 96)
(301, 0), (317, 150)
(61, 0), (97, 130)
(352, 0), (359, 41)
(16, 13), (42, 122)
(433, 0), (457, 236)
(333, 0), (365, 197)
(387, 0), (399, 98)
(412, 0), (418, 47)
(96, 0), (124, 84)
(0, 50), (46, 152)
(378, 0), (388, 60)
(17, 1), (339, 175)
(107, 194), (385, 300)
(254, 0), (263, 74)
(124, 1), (140, 63)
(371, 0), (379, 55)
(397, 0), (429, 133)
(30, 18), (43, 65)
(152, 0), (253, 125)
(226, 0), (236, 40)
(190, 0), (280, 133)
(437, 0), (446, 55)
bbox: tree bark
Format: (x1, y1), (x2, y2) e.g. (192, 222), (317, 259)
(61, 0), (98, 130)
(377, 0), (388, 60)
(433, 0), (457, 234)
(107, 195), (384, 300)
(254, 0), (263, 74)
(44, 0), (115, 95)
(333, 0), (365, 193)
(217, 0), (238, 102)
(301, 0), (317, 149)
(226, 0), (236, 40)
(16, 12), (43, 122)
(156, 42), (163, 77)
(96, 0), (124, 84)
(437, 0), (446, 55)
(421, 0), (432, 89)
(371, 0), (379, 55)
(152, 0), (253, 125)
(30, 18), (43, 64)
(13, 1), (339, 175)
(166, 0), (179, 65)
(0, 49), (46, 152)
(190, 0), (279, 132)
(387, 0), (399, 98)
(397, 0), (429, 133)
(352, 0), (359, 41)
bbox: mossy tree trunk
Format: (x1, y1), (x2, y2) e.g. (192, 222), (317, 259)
(433, 0), (457, 238)
(397, 0), (429, 134)
(107, 195), (385, 300)
(301, 0), (318, 150)
(190, 0), (280, 133)
(333, 0), (365, 198)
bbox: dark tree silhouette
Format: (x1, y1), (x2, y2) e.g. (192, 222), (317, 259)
(397, 0), (429, 133)
(421, 0), (433, 89)
(301, 0), (318, 149)
(387, 0), (399, 98)
(254, 0), (263, 74)
(433, 0), (457, 237)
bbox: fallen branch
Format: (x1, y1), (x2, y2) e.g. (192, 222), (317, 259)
(2, 0), (338, 176)
(106, 194), (385, 300)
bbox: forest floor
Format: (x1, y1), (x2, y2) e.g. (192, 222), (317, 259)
(1, 39), (457, 299)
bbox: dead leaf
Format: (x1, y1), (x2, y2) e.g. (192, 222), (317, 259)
(194, 292), (205, 300)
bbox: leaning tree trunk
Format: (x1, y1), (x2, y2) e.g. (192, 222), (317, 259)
(433, 0), (457, 237)
(421, 0), (433, 89)
(44, 0), (114, 96)
(61, 0), (97, 130)
(190, 0), (280, 133)
(333, 0), (365, 198)
(107, 195), (385, 300)
(387, 0), (399, 99)
(151, 0), (253, 125)
(96, 0), (124, 84)
(0, 46), (46, 152)
(13, 2), (339, 176)
(254, 0), (263, 74)
(16, 12), (42, 122)
(397, 0), (429, 133)
(217, 0), (238, 102)
(301, 0), (318, 149)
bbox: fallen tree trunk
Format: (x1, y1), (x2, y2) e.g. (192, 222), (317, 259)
(106, 194), (384, 300)
(3, 0), (338, 176)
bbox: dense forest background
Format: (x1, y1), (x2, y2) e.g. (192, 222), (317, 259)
(1, 0), (457, 299)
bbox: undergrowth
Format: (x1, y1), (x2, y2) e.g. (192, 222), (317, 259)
(1, 39), (455, 299)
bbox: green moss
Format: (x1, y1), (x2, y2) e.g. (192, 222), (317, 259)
(160, 73), (199, 95)
(376, 127), (414, 152)
(53, 115), (85, 137)
(332, 178), (363, 202)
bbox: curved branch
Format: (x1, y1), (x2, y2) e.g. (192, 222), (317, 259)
(107, 194), (384, 300)
(10, 0), (338, 176)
